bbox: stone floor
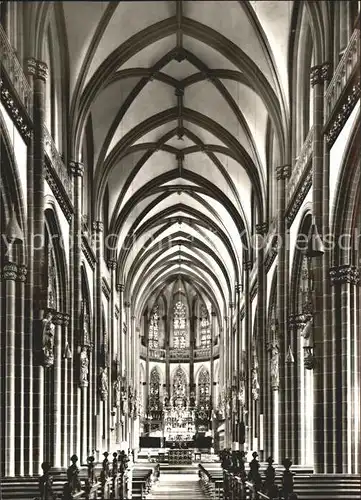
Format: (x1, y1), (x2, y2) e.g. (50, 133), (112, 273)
(147, 466), (208, 499)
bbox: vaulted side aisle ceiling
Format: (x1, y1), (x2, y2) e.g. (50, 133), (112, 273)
(59, 0), (293, 315)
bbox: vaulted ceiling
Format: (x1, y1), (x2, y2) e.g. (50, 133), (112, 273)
(60, 1), (293, 316)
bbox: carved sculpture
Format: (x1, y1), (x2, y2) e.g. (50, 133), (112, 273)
(238, 375), (246, 407)
(248, 451), (262, 492)
(63, 455), (81, 496)
(99, 367), (108, 401)
(282, 458), (294, 499)
(263, 456), (279, 499)
(79, 347), (89, 387)
(114, 375), (122, 407)
(270, 344), (280, 390)
(251, 367), (260, 401)
(39, 462), (55, 500)
(42, 312), (55, 367)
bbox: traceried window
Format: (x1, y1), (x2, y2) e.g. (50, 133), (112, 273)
(173, 301), (187, 348)
(148, 306), (159, 349)
(172, 366), (187, 406)
(149, 367), (161, 411)
(198, 367), (210, 410)
(200, 305), (211, 347)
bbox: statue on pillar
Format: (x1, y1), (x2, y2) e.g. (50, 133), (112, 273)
(99, 367), (108, 401)
(81, 299), (91, 347)
(270, 344), (280, 391)
(251, 367), (260, 401)
(42, 311), (55, 367)
(252, 344), (260, 401)
(128, 386), (134, 417)
(238, 375), (246, 407)
(121, 376), (128, 415)
(79, 346), (89, 387)
(232, 388), (238, 414)
(114, 375), (122, 407)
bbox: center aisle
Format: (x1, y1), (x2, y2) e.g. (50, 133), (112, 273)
(147, 465), (209, 499)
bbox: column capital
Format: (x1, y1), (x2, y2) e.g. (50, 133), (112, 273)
(2, 262), (18, 280)
(329, 265), (360, 286)
(124, 301), (131, 308)
(36, 61), (48, 81)
(63, 314), (70, 326)
(107, 259), (117, 270)
(16, 264), (28, 282)
(131, 315), (136, 320)
(255, 222), (268, 235)
(69, 161), (84, 177)
(92, 220), (104, 233)
(235, 283), (242, 293)
(116, 283), (125, 292)
(52, 312), (64, 325)
(26, 58), (48, 81)
(26, 57), (37, 77)
(275, 164), (291, 181)
(211, 309), (217, 317)
(229, 302), (234, 309)
(310, 62), (331, 87)
(243, 260), (253, 271)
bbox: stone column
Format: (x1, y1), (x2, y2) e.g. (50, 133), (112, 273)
(3, 262), (18, 476)
(310, 63), (328, 473)
(52, 312), (63, 467)
(165, 314), (171, 397)
(93, 220), (103, 451)
(275, 164), (290, 462)
(116, 284), (125, 442)
(108, 259), (117, 451)
(229, 302), (235, 445)
(189, 314), (195, 403)
(131, 314), (136, 450)
(330, 265), (360, 473)
(62, 314), (70, 466)
(320, 63), (335, 472)
(244, 260), (252, 450)
(31, 58), (48, 474)
(16, 264), (27, 476)
(255, 222), (267, 459)
(70, 161), (84, 460)
(124, 301), (131, 448)
(24, 59), (34, 477)
(210, 309), (216, 407)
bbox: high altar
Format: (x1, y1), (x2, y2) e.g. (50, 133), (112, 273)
(163, 403), (196, 443)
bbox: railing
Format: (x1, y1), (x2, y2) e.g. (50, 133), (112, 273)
(144, 346), (216, 360)
(44, 125), (73, 202)
(325, 29), (360, 124)
(169, 348), (190, 360)
(287, 126), (314, 202)
(149, 348), (166, 360)
(0, 24), (32, 115)
(194, 347), (211, 359)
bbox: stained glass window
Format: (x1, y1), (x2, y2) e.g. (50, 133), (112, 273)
(200, 305), (211, 347)
(173, 301), (187, 348)
(149, 367), (160, 411)
(198, 367), (210, 410)
(172, 366), (187, 406)
(148, 306), (159, 349)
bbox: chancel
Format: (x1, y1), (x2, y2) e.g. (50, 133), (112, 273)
(0, 1), (360, 499)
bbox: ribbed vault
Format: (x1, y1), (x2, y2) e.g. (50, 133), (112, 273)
(56, 0), (293, 315)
